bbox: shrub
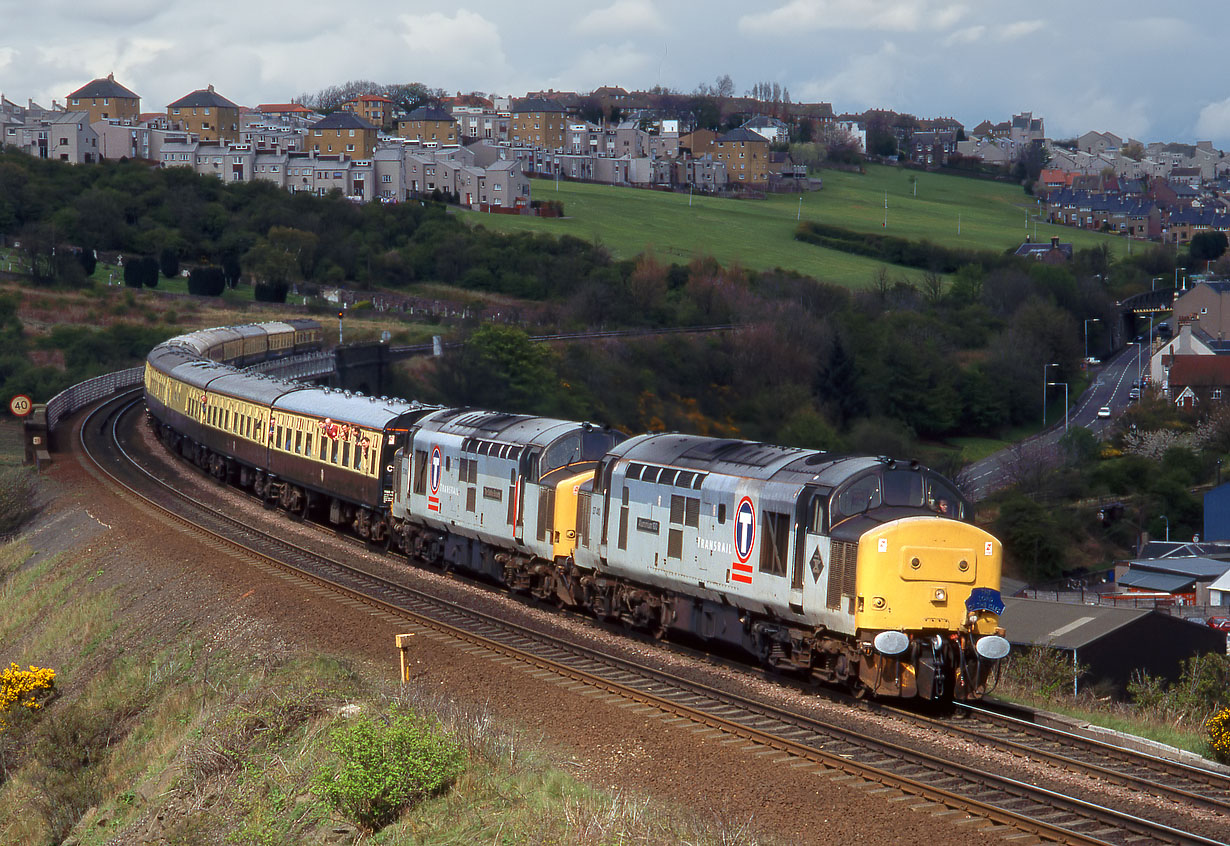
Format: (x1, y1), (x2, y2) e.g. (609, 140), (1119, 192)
(1002, 646), (1084, 701)
(1207, 707), (1230, 763)
(312, 708), (464, 832)
(0, 663), (56, 730)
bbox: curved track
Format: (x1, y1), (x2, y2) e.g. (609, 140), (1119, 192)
(81, 391), (1230, 846)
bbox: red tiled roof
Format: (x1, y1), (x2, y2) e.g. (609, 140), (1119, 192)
(259, 103), (311, 113)
(1169, 355), (1230, 387)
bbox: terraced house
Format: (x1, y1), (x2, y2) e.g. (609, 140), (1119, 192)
(66, 73), (140, 124)
(167, 85), (241, 143)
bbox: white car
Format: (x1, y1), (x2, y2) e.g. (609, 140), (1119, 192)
(1097, 406), (1112, 419)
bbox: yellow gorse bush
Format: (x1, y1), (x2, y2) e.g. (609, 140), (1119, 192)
(1208, 706), (1230, 762)
(0, 662), (56, 730)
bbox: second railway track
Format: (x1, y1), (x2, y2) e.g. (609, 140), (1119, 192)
(80, 390), (1230, 846)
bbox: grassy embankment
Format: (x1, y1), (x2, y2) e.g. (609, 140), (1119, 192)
(460, 165), (1127, 287)
(0, 431), (766, 845)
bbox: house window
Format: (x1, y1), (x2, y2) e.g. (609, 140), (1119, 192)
(1215, 389), (1224, 400)
(381, 174), (391, 182)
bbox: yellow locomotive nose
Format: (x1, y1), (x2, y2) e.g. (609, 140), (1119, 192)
(855, 516), (1002, 635)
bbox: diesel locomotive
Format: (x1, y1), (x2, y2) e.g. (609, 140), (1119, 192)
(145, 322), (1009, 701)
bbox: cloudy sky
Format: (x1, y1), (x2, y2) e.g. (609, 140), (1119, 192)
(3, 0), (1229, 146)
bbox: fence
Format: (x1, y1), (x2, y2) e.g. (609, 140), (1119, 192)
(45, 367), (144, 432)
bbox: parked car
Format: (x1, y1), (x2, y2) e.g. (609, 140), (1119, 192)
(1208, 616), (1230, 632)
(1129, 388), (1140, 400)
(1097, 406), (1112, 418)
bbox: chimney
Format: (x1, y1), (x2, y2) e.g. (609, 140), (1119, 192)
(208, 84), (215, 93)
(107, 72), (114, 81)
(1051, 236), (1060, 248)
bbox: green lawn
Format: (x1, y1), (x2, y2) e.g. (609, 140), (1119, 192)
(459, 165), (1128, 288)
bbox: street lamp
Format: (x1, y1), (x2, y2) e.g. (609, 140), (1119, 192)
(1159, 514), (1170, 542)
(1043, 362), (1058, 426)
(1084, 318), (1100, 361)
(1047, 381), (1069, 433)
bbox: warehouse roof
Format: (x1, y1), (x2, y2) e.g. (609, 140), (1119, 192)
(1000, 597), (1150, 650)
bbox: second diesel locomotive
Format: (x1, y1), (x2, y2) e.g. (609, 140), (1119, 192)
(145, 322), (1009, 701)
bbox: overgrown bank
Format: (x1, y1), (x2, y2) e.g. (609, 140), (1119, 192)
(0, 473), (768, 845)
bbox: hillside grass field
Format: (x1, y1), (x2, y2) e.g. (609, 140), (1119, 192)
(459, 164), (1129, 288)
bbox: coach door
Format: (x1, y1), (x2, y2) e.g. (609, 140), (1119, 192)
(791, 486), (826, 615)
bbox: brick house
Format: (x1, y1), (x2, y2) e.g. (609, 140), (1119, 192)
(66, 73), (140, 124)
(341, 94), (393, 128)
(713, 128), (769, 187)
(308, 112), (377, 158)
(167, 85), (241, 142)
(397, 106), (458, 146)
(510, 97), (567, 150)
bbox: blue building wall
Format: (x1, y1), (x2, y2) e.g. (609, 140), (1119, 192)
(1203, 482), (1230, 541)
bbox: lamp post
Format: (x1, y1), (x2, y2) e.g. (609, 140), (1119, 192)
(1084, 318), (1100, 361)
(1043, 362), (1058, 426)
(1159, 514), (1170, 542)
(1048, 381), (1069, 432)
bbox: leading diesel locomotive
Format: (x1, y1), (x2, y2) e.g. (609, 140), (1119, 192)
(145, 322), (1009, 701)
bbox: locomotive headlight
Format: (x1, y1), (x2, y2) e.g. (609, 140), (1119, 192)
(933, 587), (947, 603)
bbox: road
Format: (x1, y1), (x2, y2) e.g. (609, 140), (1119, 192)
(961, 342), (1149, 501)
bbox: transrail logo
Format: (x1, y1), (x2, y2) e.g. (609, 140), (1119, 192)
(427, 445), (442, 512)
(732, 496), (755, 584)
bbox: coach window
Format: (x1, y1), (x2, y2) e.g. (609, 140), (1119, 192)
(342, 442), (351, 468)
(304, 433), (312, 456)
(276, 426), (285, 450)
(295, 431), (303, 454)
(332, 440), (340, 464)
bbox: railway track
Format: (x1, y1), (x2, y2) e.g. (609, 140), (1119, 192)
(944, 701), (1230, 811)
(82, 391), (1229, 846)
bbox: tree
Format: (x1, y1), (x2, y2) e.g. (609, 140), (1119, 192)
(159, 247), (179, 280)
(187, 265), (226, 296)
(77, 248), (96, 278)
(995, 492), (1067, 581)
(16, 222), (57, 286)
(139, 255), (159, 288)
(436, 324), (562, 414)
(1190, 231), (1228, 264)
(1121, 140), (1145, 161)
(714, 74), (735, 99)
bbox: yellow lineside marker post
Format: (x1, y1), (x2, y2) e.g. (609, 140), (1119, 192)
(396, 633), (416, 683)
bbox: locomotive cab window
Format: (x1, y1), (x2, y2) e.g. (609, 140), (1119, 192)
(883, 470), (924, 508)
(832, 474), (881, 522)
(926, 478), (963, 519)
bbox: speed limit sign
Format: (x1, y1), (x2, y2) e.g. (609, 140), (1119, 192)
(9, 395), (32, 417)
